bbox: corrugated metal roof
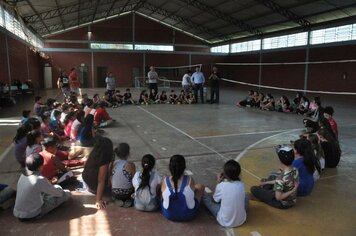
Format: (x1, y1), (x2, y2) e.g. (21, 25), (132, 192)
(5, 0), (356, 44)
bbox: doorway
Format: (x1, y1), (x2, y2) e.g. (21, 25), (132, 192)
(97, 67), (108, 88)
(79, 66), (89, 88)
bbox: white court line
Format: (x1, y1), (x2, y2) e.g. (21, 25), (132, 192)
(318, 174), (349, 181)
(0, 143), (14, 164)
(250, 231), (262, 236)
(235, 128), (304, 162)
(137, 106), (261, 180)
(0, 119), (21, 122)
(224, 228), (236, 236)
(195, 129), (297, 139)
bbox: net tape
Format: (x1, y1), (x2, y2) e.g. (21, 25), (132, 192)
(221, 78), (356, 95)
(216, 59), (356, 66)
(154, 64), (202, 69)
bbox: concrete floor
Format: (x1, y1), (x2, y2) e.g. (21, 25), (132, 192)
(0, 87), (355, 236)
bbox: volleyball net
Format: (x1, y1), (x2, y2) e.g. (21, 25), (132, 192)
(216, 59), (356, 96)
(134, 64), (202, 89)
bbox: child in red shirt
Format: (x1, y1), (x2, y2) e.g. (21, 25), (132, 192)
(94, 101), (115, 127)
(323, 106), (338, 139)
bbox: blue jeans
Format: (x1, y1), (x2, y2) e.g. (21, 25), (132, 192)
(203, 193), (220, 217)
(194, 83), (204, 103)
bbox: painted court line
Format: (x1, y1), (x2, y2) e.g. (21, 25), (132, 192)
(235, 128), (304, 162)
(224, 228), (236, 236)
(194, 129), (298, 139)
(137, 106), (260, 180)
(250, 231), (262, 236)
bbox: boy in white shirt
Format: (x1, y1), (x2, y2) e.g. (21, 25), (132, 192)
(13, 153), (71, 221)
(203, 160), (247, 227)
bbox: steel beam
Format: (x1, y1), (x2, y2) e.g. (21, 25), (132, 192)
(37, 2), (137, 35)
(255, 0), (311, 28)
(77, 0), (81, 26)
(179, 0), (262, 37)
(25, 0), (50, 34)
(92, 0), (100, 22)
(106, 0), (119, 18)
(54, 0), (65, 30)
(24, 0), (129, 23)
(140, 2), (227, 42)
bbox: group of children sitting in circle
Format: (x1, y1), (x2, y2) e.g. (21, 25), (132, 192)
(0, 86), (342, 229)
(100, 88), (196, 106)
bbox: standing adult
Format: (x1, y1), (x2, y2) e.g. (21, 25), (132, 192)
(209, 66), (221, 104)
(57, 71), (70, 98)
(105, 72), (116, 98)
(69, 68), (80, 95)
(182, 70), (192, 93)
(147, 66), (159, 97)
(191, 66), (205, 104)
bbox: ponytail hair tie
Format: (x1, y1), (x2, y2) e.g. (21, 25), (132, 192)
(143, 163), (149, 168)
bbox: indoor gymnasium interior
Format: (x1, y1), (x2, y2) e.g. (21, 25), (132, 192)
(0, 1), (356, 236)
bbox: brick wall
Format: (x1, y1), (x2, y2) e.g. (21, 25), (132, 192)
(0, 31), (41, 88)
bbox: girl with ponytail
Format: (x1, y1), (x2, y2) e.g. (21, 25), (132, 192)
(293, 139), (320, 196)
(132, 154), (162, 211)
(161, 155), (204, 221)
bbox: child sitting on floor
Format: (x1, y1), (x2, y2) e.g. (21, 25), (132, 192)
(13, 153), (71, 220)
(132, 154), (162, 211)
(139, 90), (149, 105)
(26, 130), (43, 157)
(260, 93), (275, 111)
(113, 90), (124, 107)
(203, 160), (247, 227)
(250, 145), (299, 209)
(111, 143), (136, 207)
(149, 89), (158, 103)
(124, 88), (135, 105)
(169, 90), (178, 104)
(158, 91), (168, 104)
(177, 90), (186, 105)
(186, 91), (195, 104)
(20, 110), (31, 125)
(161, 155), (204, 222)
(40, 137), (83, 185)
(323, 106), (338, 139)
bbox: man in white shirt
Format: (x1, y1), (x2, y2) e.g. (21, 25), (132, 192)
(147, 66), (159, 97)
(182, 70), (192, 92)
(105, 72), (116, 97)
(191, 66), (205, 104)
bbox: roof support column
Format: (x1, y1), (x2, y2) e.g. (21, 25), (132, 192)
(132, 12), (135, 49)
(5, 34), (12, 96)
(303, 31), (311, 94)
(258, 39), (263, 90)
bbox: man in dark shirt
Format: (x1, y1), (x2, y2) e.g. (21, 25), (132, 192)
(57, 71), (70, 98)
(209, 66), (221, 104)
